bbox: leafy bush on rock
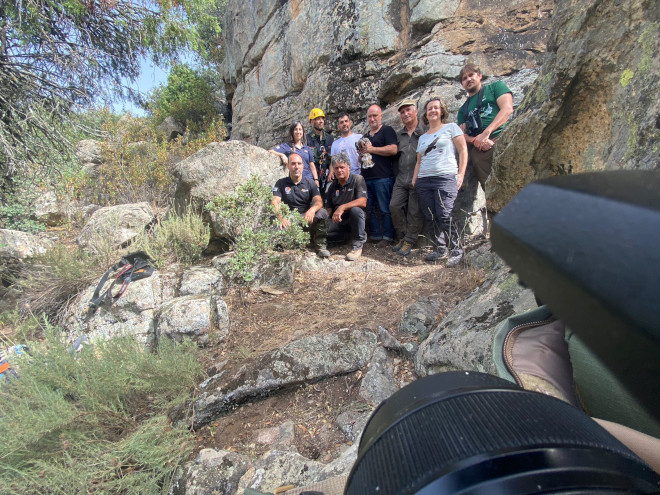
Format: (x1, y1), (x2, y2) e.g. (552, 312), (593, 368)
(206, 175), (309, 282)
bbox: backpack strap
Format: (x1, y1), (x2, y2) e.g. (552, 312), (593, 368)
(461, 86), (485, 124)
(86, 252), (153, 318)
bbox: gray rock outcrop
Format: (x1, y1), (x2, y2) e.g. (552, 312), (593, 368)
(415, 266), (537, 377)
(359, 346), (398, 406)
(170, 449), (250, 495)
(238, 450), (324, 494)
(193, 328), (378, 427)
(179, 266), (225, 296)
(222, 0), (553, 146)
(64, 267), (230, 351)
(157, 116), (185, 141)
(399, 295), (440, 342)
(33, 191), (70, 227)
(172, 140), (284, 222)
(488, 0), (660, 211)
(76, 139), (102, 165)
(76, 202), (155, 252)
(0, 228), (53, 260)
(156, 294), (229, 347)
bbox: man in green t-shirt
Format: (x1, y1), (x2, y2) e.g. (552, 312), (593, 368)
(457, 63), (513, 189)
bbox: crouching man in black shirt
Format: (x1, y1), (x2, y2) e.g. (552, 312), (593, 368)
(325, 152), (368, 261)
(272, 153), (330, 258)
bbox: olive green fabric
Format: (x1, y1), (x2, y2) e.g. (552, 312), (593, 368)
(494, 305), (660, 438)
(567, 331), (660, 438)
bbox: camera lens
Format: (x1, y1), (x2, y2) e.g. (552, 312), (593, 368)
(344, 372), (660, 494)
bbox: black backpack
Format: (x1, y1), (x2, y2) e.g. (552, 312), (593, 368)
(87, 251), (154, 317)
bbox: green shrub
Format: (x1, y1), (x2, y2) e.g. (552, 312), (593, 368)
(205, 175), (309, 282)
(67, 113), (226, 208)
(135, 209), (210, 267)
(148, 64), (220, 128)
(0, 328), (203, 495)
(0, 175), (47, 233)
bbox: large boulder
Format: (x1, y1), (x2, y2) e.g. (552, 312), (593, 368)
(76, 139), (103, 164)
(157, 116), (185, 141)
(415, 265), (537, 377)
(169, 449), (251, 495)
(193, 328), (378, 427)
(172, 140), (284, 239)
(65, 271), (167, 350)
(0, 229), (54, 284)
(156, 294), (230, 347)
(33, 190), (70, 227)
(222, 0), (553, 146)
(0, 228), (53, 260)
(488, 0), (660, 211)
(76, 202), (155, 252)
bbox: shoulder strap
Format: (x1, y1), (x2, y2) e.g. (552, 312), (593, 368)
(461, 86), (485, 122)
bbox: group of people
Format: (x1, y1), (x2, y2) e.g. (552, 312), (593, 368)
(270, 63), (513, 264)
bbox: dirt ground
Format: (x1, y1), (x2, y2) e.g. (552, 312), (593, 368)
(194, 240), (487, 461)
(0, 236), (486, 464)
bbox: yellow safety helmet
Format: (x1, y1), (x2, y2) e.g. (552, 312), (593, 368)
(309, 108), (326, 120)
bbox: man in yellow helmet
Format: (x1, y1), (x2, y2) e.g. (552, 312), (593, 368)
(307, 108), (334, 198)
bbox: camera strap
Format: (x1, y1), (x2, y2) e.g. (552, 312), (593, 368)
(461, 86), (485, 127)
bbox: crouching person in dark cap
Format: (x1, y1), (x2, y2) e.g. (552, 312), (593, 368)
(272, 152), (330, 258)
(325, 152), (368, 261)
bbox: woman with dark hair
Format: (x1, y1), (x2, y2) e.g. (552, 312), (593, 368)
(269, 122), (319, 185)
(412, 98), (468, 266)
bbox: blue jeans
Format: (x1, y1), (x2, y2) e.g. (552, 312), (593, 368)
(415, 175), (461, 252)
(366, 177), (395, 241)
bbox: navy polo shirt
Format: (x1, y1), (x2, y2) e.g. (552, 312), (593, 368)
(324, 173), (368, 212)
(272, 142), (316, 180)
(272, 176), (320, 215)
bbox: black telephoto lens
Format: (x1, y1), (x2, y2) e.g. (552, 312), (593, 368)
(344, 371), (660, 495)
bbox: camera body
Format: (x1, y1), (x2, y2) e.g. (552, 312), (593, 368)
(464, 106), (483, 137)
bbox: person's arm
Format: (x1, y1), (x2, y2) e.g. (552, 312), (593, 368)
(304, 194), (323, 224)
(331, 196), (367, 223)
(271, 195), (290, 228)
(412, 153), (422, 187)
(365, 127), (398, 156)
(453, 134), (468, 189)
(365, 143), (398, 156)
(473, 92), (513, 150)
(310, 162), (319, 182)
(269, 147), (289, 166)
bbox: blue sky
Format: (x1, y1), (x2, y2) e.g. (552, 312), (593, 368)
(112, 58), (169, 116)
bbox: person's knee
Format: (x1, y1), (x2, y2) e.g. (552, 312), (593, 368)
(314, 209), (329, 221)
(348, 207), (365, 220)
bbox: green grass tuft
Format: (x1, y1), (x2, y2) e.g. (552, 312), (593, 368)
(0, 327), (203, 494)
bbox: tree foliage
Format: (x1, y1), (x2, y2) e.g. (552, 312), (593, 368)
(148, 63), (220, 126)
(0, 0), (208, 186)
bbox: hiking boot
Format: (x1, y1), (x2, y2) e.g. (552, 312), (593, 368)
(366, 237), (382, 244)
(446, 249), (464, 267)
(317, 248), (331, 258)
(377, 239), (392, 248)
(398, 241), (414, 256)
(424, 248), (448, 262)
(392, 239), (405, 252)
(345, 248), (362, 261)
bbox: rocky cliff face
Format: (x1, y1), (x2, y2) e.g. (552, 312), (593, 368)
(222, 0), (554, 146)
(488, 0), (660, 211)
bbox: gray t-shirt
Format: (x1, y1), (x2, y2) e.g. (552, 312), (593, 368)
(331, 133), (362, 175)
(416, 123), (463, 178)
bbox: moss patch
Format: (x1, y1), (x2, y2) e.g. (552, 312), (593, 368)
(619, 69), (634, 88)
